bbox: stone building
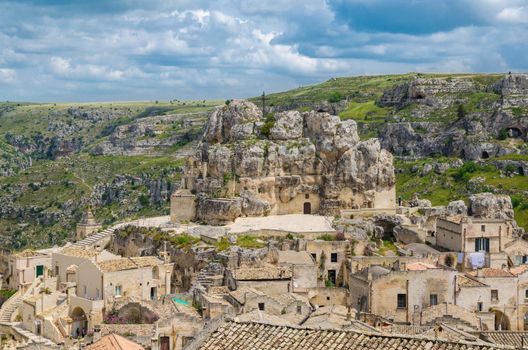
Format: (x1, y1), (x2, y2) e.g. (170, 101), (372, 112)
(436, 216), (514, 269)
(6, 250), (52, 290)
(225, 264), (293, 294)
(171, 100), (396, 224)
(349, 264), (458, 325)
(302, 240), (351, 287)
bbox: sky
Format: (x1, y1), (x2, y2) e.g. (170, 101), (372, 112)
(0, 0), (528, 102)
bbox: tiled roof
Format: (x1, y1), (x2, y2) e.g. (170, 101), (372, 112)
(457, 275), (489, 288)
(84, 333), (144, 350)
(480, 331), (528, 347)
(60, 246), (101, 258)
(468, 268), (514, 278)
(228, 287), (264, 304)
(509, 265), (528, 276)
(97, 256), (163, 273)
(190, 320), (511, 349)
(232, 265), (292, 280)
(405, 262), (438, 271)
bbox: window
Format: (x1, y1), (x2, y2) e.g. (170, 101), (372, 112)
(311, 253), (317, 261)
(525, 289), (528, 299)
(477, 302), (483, 312)
(36, 265), (44, 277)
(481, 225), (486, 232)
(397, 294), (407, 308)
(297, 305), (302, 314)
(258, 303), (265, 311)
(430, 294), (438, 306)
(475, 237), (490, 252)
(305, 194), (309, 199)
(491, 289), (498, 301)
(115, 285), (122, 297)
(55, 266), (59, 276)
(330, 253), (338, 263)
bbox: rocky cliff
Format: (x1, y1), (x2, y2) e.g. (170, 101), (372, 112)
(181, 100), (395, 224)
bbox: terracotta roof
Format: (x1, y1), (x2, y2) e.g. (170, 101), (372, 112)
(232, 265), (292, 280)
(97, 256), (163, 273)
(13, 249), (47, 258)
(190, 320), (511, 349)
(405, 262), (438, 271)
(509, 265), (528, 276)
(481, 331), (528, 347)
(457, 275), (489, 288)
(468, 268), (514, 278)
(84, 333), (144, 350)
(60, 246), (101, 258)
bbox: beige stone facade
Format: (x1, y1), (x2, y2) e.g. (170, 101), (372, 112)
(7, 250), (51, 290)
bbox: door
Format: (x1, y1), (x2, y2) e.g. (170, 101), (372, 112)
(327, 269), (336, 285)
(36, 265), (44, 277)
(303, 202), (311, 214)
(150, 287), (157, 300)
(160, 336), (170, 350)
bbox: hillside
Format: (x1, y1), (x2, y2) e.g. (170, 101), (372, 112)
(0, 72), (527, 249)
(0, 100), (219, 249)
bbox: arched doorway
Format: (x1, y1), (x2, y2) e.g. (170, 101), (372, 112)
(303, 202), (311, 214)
(70, 307), (88, 338)
(492, 309), (510, 330)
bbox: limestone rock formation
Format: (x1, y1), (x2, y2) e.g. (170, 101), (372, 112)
(468, 193), (514, 220)
(175, 100), (396, 224)
(446, 200), (468, 216)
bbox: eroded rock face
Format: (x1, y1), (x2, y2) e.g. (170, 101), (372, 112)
(181, 100), (396, 224)
(468, 193), (514, 220)
(446, 200), (468, 216)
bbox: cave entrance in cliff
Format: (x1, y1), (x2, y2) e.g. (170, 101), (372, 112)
(519, 167), (525, 176)
(481, 151), (490, 159)
(303, 202), (311, 214)
(508, 127), (522, 138)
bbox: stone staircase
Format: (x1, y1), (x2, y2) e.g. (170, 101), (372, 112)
(0, 291), (21, 323)
(72, 222), (129, 248)
(11, 323), (58, 347)
(193, 262), (225, 293)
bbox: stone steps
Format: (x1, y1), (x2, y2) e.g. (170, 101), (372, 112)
(12, 323), (57, 347)
(0, 294), (21, 322)
(72, 228), (113, 247)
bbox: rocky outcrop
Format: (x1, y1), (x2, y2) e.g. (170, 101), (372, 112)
(180, 100), (395, 224)
(468, 193), (514, 220)
(376, 74), (528, 159)
(446, 200), (468, 216)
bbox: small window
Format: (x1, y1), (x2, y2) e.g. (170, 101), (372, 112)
(326, 296), (330, 301)
(525, 289), (528, 299)
(258, 303), (265, 311)
(477, 302), (483, 312)
(430, 294), (438, 306)
(491, 289), (498, 301)
(55, 266), (59, 276)
(481, 225), (486, 232)
(115, 285), (122, 297)
(297, 305), (302, 314)
(305, 194), (309, 199)
(311, 253), (317, 261)
(330, 253), (338, 263)
(397, 294), (407, 308)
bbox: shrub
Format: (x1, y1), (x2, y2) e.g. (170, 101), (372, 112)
(260, 113), (275, 138)
(497, 128), (508, 140)
(457, 104), (467, 119)
(317, 234), (335, 241)
(225, 99), (231, 105)
(325, 279), (335, 287)
(328, 91), (343, 103)
(453, 161), (478, 182)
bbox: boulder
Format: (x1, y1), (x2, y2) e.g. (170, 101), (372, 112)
(269, 111), (303, 140)
(446, 200), (468, 216)
(468, 193), (515, 220)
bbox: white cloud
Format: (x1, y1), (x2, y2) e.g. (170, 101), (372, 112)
(497, 6), (528, 23)
(0, 68), (15, 82)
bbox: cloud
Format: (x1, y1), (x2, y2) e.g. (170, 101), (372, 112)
(0, 68), (16, 82)
(0, 0), (527, 102)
